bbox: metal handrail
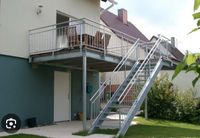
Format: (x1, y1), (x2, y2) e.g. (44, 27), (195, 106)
(118, 38), (162, 102)
(118, 36), (163, 103)
(29, 17), (145, 57)
(29, 18), (81, 32)
(135, 57), (163, 101)
(83, 18), (143, 43)
(90, 39), (140, 103)
(118, 38), (162, 103)
(29, 23), (81, 35)
(29, 18), (146, 44)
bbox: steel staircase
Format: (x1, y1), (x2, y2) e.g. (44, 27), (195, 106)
(89, 36), (170, 137)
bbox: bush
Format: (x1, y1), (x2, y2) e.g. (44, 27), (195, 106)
(145, 74), (200, 124)
(147, 74), (177, 120)
(175, 90), (200, 124)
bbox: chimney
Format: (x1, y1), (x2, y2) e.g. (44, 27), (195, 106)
(171, 37), (176, 47)
(118, 9), (128, 24)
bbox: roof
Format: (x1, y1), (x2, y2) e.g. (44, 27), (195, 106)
(170, 47), (184, 61)
(100, 9), (149, 42)
(150, 36), (184, 62)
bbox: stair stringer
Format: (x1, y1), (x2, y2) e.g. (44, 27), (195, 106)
(88, 61), (140, 134)
(116, 58), (164, 138)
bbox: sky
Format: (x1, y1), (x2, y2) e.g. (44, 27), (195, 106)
(101, 0), (200, 53)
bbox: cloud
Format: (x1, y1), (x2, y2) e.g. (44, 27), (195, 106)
(112, 0), (188, 27)
(101, 0), (200, 53)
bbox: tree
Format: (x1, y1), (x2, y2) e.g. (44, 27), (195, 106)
(190, 0), (200, 33)
(172, 0), (200, 86)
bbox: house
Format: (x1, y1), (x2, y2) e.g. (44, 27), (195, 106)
(151, 36), (200, 98)
(159, 70), (200, 97)
(151, 36), (200, 97)
(100, 9), (178, 94)
(88, 8), (177, 137)
(98, 9), (186, 132)
(0, 0), (110, 130)
(100, 8), (187, 95)
(0, 0), (176, 137)
(100, 8), (149, 90)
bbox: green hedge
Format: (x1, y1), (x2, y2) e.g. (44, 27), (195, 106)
(145, 74), (200, 124)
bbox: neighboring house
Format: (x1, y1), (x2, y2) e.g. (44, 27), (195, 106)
(151, 36), (200, 98)
(159, 70), (200, 97)
(100, 8), (153, 92)
(101, 8), (149, 59)
(0, 0), (116, 128)
(100, 9), (185, 96)
(150, 36), (184, 62)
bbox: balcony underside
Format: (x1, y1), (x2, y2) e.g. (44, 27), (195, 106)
(30, 48), (135, 72)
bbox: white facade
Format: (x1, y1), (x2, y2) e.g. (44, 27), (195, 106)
(100, 19), (148, 85)
(100, 20), (145, 59)
(159, 70), (200, 98)
(0, 0), (100, 58)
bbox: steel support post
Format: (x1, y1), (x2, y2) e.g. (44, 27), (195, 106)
(83, 54), (87, 130)
(145, 97), (148, 119)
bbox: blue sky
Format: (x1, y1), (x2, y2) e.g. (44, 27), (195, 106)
(101, 0), (200, 53)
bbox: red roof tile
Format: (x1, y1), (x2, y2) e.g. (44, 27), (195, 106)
(101, 9), (149, 42)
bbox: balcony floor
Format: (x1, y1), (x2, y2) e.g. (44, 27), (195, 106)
(30, 48), (135, 72)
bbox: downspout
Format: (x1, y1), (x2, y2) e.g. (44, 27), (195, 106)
(100, 0), (117, 15)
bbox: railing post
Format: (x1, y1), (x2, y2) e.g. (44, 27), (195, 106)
(121, 35), (124, 57)
(138, 44), (140, 60)
(80, 20), (85, 53)
(109, 78), (112, 100)
(119, 104), (121, 128)
(167, 41), (169, 60)
(82, 53), (87, 131)
(104, 26), (106, 56)
(90, 101), (93, 121)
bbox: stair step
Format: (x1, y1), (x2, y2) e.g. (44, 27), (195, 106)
(89, 39), (163, 136)
(108, 105), (131, 108)
(103, 112), (119, 116)
(138, 75), (147, 77)
(100, 118), (124, 121)
(137, 79), (146, 81)
(96, 124), (120, 129)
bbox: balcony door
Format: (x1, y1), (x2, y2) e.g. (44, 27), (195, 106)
(56, 12), (70, 49)
(54, 71), (71, 122)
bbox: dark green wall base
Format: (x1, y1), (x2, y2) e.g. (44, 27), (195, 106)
(0, 55), (54, 128)
(0, 54), (100, 129)
(71, 70), (99, 120)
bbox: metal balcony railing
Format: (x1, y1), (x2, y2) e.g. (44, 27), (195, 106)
(28, 18), (146, 59)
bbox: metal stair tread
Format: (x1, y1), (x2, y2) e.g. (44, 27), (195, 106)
(108, 105), (132, 108)
(89, 37), (165, 137)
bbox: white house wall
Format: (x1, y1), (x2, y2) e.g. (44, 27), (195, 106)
(100, 20), (147, 85)
(104, 70), (200, 98)
(104, 71), (129, 85)
(100, 20), (146, 59)
(151, 37), (175, 59)
(0, 0), (100, 58)
(159, 70), (200, 98)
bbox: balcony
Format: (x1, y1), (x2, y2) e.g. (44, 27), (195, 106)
(28, 18), (146, 71)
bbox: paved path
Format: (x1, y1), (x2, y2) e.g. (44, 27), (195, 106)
(0, 116), (138, 138)
(0, 121), (113, 138)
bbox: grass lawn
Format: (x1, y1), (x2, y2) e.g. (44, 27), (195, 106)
(0, 134), (46, 138)
(124, 117), (200, 138)
(74, 117), (200, 138)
